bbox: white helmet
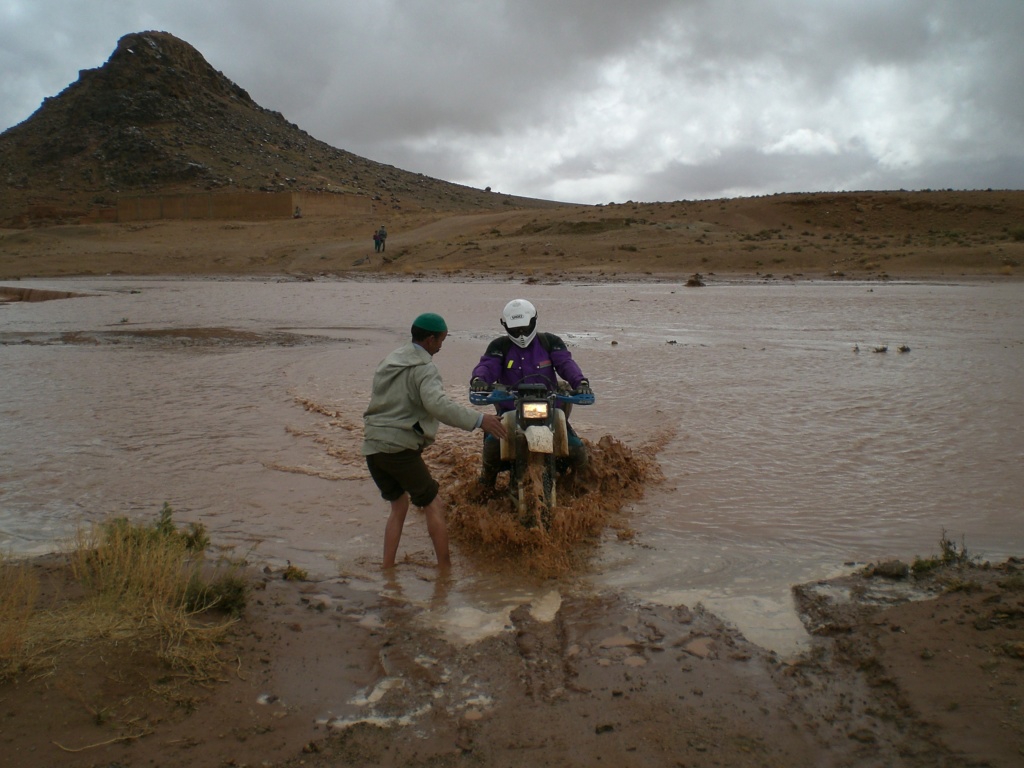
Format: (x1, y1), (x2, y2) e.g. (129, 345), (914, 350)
(501, 299), (538, 348)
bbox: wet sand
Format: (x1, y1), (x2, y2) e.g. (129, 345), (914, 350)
(4, 553), (1022, 768)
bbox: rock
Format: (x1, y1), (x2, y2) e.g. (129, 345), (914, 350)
(869, 560), (910, 579)
(681, 636), (716, 659)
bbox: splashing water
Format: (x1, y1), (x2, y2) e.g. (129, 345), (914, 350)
(289, 382), (670, 578)
(442, 432), (669, 578)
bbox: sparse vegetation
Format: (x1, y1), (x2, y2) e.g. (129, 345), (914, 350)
(1, 505), (247, 683)
(282, 563), (309, 581)
(911, 529), (974, 575)
(0, 555), (39, 680)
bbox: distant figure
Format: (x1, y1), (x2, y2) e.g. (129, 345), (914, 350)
(373, 231), (381, 253)
(378, 225), (388, 252)
(293, 206), (302, 219)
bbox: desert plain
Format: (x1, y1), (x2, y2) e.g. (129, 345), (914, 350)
(2, 188), (1023, 282)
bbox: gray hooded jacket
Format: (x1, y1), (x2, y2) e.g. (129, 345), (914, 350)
(361, 342), (480, 455)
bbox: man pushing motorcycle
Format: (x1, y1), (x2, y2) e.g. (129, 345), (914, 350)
(470, 299), (592, 488)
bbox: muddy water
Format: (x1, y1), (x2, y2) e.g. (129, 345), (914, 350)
(2, 276), (1022, 656)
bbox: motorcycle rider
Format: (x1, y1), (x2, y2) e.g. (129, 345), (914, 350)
(470, 299), (592, 488)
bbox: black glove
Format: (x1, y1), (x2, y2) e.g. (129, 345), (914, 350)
(574, 379), (592, 395)
(470, 377), (493, 392)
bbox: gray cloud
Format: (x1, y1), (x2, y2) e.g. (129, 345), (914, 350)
(2, 0), (1022, 203)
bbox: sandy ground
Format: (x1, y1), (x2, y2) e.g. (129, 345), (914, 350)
(3, 554), (1022, 768)
(2, 190), (1023, 282)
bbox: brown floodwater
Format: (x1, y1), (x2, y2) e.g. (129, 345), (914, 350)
(2, 275), (1021, 655)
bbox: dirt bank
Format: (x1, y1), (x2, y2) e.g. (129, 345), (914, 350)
(3, 554), (1022, 768)
(2, 190), (1023, 281)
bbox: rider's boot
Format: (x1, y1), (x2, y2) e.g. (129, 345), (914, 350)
(479, 435), (501, 488)
(566, 423), (589, 483)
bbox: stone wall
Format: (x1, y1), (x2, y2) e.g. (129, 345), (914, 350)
(115, 191), (370, 222)
(292, 192), (372, 217)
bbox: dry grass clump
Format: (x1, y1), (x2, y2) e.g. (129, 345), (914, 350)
(911, 529), (974, 576)
(0, 555), (40, 680)
(0, 504), (248, 683)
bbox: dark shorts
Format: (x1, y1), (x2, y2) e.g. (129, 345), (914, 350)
(365, 449), (439, 508)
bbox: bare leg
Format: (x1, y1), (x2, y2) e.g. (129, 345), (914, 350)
(382, 494), (410, 569)
(421, 495), (451, 570)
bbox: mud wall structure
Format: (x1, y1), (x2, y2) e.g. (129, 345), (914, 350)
(292, 192), (373, 218)
(115, 191), (371, 222)
(0, 287), (86, 302)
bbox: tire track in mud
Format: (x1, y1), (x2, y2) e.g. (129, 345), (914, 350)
(305, 589), (828, 766)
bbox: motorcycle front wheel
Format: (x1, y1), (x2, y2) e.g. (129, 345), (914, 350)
(515, 450), (557, 529)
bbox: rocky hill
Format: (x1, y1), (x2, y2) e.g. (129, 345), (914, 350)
(0, 31), (557, 225)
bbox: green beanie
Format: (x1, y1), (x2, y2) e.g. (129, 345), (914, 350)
(412, 312), (448, 333)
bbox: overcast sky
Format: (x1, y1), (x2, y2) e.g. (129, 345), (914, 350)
(2, 1), (1022, 204)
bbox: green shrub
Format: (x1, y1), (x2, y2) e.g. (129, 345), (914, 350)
(911, 530), (972, 575)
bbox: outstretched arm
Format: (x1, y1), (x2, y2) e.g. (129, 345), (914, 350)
(415, 365), (506, 440)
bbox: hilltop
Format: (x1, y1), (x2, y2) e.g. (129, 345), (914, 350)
(0, 31), (556, 225)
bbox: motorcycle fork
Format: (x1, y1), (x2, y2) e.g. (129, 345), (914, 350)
(510, 397), (558, 528)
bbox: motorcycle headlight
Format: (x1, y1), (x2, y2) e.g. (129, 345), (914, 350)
(522, 402), (549, 420)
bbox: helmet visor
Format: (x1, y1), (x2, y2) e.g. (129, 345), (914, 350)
(505, 317), (536, 338)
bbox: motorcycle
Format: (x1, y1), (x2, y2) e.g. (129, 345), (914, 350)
(470, 381), (594, 528)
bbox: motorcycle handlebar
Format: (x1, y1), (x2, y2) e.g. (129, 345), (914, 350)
(469, 389), (595, 406)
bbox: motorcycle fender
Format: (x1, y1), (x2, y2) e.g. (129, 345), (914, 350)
(524, 425), (554, 454)
(499, 411), (518, 460)
(553, 409), (569, 457)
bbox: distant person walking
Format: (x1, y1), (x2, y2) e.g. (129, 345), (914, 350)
(373, 231), (381, 253)
(377, 225), (388, 252)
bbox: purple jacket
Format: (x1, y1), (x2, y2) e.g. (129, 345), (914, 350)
(471, 333), (586, 412)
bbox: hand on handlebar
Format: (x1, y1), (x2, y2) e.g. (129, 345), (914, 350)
(574, 379), (592, 396)
(470, 377), (493, 392)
